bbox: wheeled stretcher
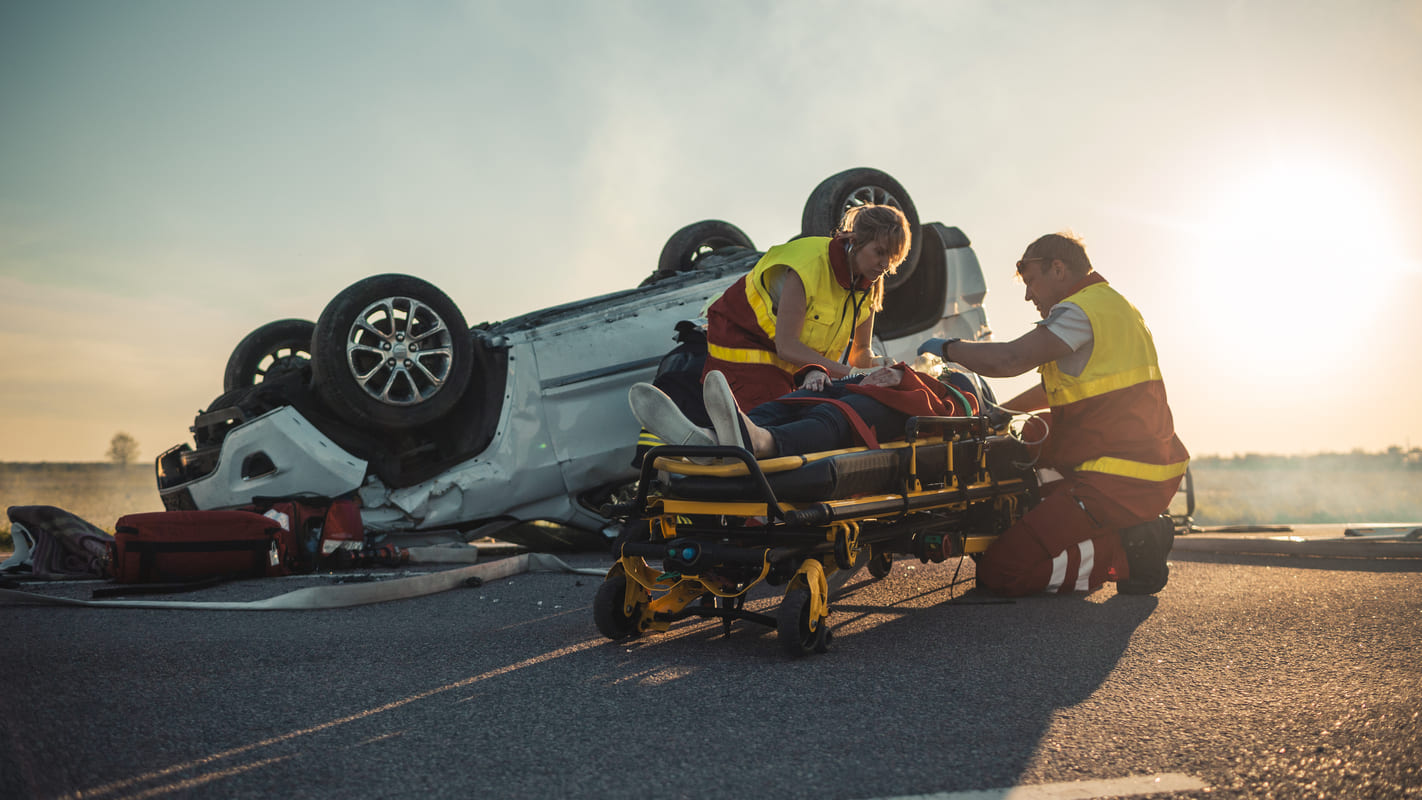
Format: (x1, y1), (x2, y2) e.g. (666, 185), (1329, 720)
(594, 415), (1041, 656)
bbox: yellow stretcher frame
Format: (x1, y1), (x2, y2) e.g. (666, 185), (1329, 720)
(592, 416), (1039, 657)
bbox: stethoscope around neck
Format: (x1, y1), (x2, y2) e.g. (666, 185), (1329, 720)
(839, 240), (872, 364)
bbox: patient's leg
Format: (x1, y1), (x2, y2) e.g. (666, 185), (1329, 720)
(748, 404), (845, 457)
(748, 395), (908, 457)
(745, 418), (778, 458)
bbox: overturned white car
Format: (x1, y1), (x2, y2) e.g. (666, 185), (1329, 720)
(156, 168), (997, 549)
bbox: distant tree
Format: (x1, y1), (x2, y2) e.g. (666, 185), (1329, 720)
(107, 432), (139, 468)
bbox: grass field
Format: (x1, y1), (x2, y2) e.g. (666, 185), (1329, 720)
(3, 462), (1421, 551)
(1176, 467), (1422, 526)
(2, 463), (164, 542)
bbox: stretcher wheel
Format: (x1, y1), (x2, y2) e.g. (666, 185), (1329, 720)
(593, 575), (642, 641)
(833, 531), (854, 571)
(867, 552), (893, 579)
(777, 588), (830, 657)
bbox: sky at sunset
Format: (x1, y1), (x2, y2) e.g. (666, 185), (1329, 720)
(2, 0), (1420, 464)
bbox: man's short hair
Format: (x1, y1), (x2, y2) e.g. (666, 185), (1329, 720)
(1022, 232), (1092, 276)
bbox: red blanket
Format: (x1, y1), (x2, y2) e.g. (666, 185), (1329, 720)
(787, 363), (978, 448)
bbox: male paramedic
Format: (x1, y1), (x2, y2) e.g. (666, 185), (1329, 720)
(920, 232), (1188, 596)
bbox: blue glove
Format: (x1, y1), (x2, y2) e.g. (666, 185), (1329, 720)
(917, 337), (961, 359)
(917, 337), (948, 357)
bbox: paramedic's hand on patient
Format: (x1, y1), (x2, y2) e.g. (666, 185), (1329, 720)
(799, 364), (901, 392)
(860, 366), (904, 387)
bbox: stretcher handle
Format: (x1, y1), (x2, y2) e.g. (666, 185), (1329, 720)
(604, 444), (788, 522)
(783, 504), (833, 527)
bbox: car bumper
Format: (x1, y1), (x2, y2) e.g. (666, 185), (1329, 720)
(157, 406), (368, 510)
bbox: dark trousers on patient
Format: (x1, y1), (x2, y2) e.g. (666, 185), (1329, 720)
(748, 388), (908, 457)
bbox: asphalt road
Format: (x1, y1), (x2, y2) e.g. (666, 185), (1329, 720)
(1, 532), (1419, 800)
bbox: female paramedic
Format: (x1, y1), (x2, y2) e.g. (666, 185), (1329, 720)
(701, 204), (911, 409)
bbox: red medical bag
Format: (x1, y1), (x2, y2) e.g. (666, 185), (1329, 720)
(110, 510), (291, 584)
(241, 495), (365, 572)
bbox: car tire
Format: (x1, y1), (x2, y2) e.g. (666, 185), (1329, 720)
(656, 219), (755, 275)
(222, 318), (316, 392)
(801, 167), (921, 290)
(311, 274), (471, 430)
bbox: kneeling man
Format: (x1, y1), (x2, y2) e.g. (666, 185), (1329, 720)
(922, 232), (1188, 596)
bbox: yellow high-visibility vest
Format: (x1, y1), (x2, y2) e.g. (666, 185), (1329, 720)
(1041, 279), (1189, 482)
(735, 237), (865, 369)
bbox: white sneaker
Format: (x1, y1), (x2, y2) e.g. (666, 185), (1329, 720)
(628, 383), (715, 447)
(702, 370), (746, 451)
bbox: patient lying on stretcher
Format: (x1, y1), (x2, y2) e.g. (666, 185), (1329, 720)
(629, 363), (983, 460)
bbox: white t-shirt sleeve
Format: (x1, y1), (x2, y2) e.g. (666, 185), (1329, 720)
(1039, 302), (1092, 349)
(1036, 302), (1093, 376)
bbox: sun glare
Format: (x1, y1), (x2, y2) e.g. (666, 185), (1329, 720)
(1208, 161), (1396, 277)
(1194, 156), (1406, 366)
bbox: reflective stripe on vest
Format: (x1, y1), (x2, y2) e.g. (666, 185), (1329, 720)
(1075, 455), (1190, 482)
(706, 341), (797, 373)
(1049, 363), (1163, 406)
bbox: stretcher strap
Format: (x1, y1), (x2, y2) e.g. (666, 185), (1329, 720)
(775, 396), (880, 450)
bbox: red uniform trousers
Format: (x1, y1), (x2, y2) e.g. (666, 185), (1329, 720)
(976, 470), (1181, 597)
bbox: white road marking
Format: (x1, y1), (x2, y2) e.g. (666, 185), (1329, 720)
(875, 772), (1207, 800)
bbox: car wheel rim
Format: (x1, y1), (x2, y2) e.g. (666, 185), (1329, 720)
(688, 237), (737, 266)
(845, 184), (902, 211)
(344, 296), (455, 407)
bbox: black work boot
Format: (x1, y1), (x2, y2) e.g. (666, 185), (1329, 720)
(1116, 515), (1175, 595)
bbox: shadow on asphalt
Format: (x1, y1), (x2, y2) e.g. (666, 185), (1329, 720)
(570, 563), (1159, 796)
